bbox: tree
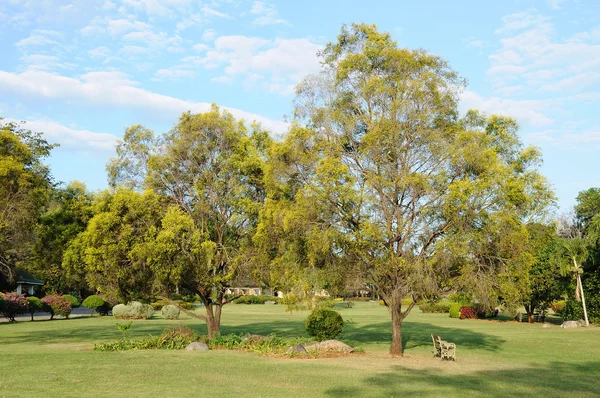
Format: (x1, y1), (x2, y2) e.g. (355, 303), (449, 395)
(522, 223), (566, 323)
(29, 181), (94, 293)
(290, 24), (553, 356)
(63, 189), (165, 302)
(107, 106), (270, 337)
(0, 118), (56, 287)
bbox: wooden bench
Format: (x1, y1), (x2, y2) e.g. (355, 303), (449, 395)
(431, 334), (456, 361)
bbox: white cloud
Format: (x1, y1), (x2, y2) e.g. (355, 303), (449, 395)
(201, 6), (232, 19)
(152, 67), (196, 81)
(4, 117), (118, 153)
(211, 75), (233, 84)
(107, 19), (151, 35)
(197, 35), (321, 93)
(250, 1), (288, 26)
(88, 46), (111, 59)
(547, 0), (567, 10)
(15, 35), (58, 48)
(0, 69), (288, 133)
(460, 90), (556, 126)
(202, 29), (217, 42)
(20, 54), (75, 71)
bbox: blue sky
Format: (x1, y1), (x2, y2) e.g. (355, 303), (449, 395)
(0, 0), (598, 210)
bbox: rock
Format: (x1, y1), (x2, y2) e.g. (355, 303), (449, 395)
(304, 340), (354, 353)
(541, 323), (551, 328)
(264, 301), (276, 305)
(576, 320), (587, 327)
(561, 321), (578, 329)
(185, 342), (209, 351)
(286, 344), (307, 354)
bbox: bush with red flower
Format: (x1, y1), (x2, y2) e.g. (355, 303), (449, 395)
(41, 294), (72, 319)
(459, 306), (477, 319)
(0, 292), (29, 322)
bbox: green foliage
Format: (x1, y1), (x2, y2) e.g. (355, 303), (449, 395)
(94, 325), (197, 351)
(448, 292), (473, 306)
(419, 302), (452, 314)
(26, 296), (43, 320)
(161, 304), (180, 320)
(81, 295), (110, 315)
(112, 301), (153, 320)
(233, 295), (280, 305)
(0, 119), (56, 284)
(41, 294), (72, 319)
(208, 333), (314, 356)
(62, 294), (80, 308)
(305, 308), (344, 341)
(449, 303), (461, 318)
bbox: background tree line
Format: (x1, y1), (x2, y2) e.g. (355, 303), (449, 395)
(1, 24), (599, 355)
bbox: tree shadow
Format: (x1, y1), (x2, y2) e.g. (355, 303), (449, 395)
(345, 321), (505, 352)
(324, 361), (600, 397)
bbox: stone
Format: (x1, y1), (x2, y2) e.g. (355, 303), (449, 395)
(185, 342), (209, 351)
(264, 301), (276, 305)
(285, 344), (307, 354)
(561, 321), (578, 329)
(541, 323), (551, 328)
(576, 320), (587, 327)
(304, 340), (354, 353)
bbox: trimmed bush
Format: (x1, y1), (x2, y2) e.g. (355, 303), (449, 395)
(459, 306), (477, 319)
(161, 304), (180, 320)
(27, 296), (43, 321)
(41, 294), (72, 319)
(0, 292), (28, 321)
(449, 303), (461, 318)
(448, 292), (473, 306)
(233, 295), (280, 305)
(305, 308), (344, 341)
(82, 295), (110, 316)
(63, 294), (80, 308)
(419, 302), (452, 313)
(112, 301), (154, 320)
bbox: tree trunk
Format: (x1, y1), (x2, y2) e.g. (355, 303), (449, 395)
(389, 296), (403, 357)
(205, 303), (222, 338)
(524, 304), (535, 323)
(577, 273), (590, 327)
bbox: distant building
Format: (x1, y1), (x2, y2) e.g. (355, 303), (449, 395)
(15, 271), (43, 295)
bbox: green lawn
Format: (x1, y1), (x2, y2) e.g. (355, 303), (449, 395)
(1, 302), (599, 397)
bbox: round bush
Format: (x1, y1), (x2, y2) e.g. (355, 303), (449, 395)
(112, 301), (154, 320)
(161, 304), (180, 320)
(27, 296), (43, 320)
(41, 294), (72, 319)
(82, 295), (110, 315)
(63, 294), (80, 308)
(305, 308), (344, 341)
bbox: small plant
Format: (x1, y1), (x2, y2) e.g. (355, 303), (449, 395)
(82, 295), (110, 316)
(448, 292), (473, 306)
(161, 304), (180, 320)
(305, 308), (344, 341)
(0, 292), (28, 322)
(419, 302), (452, 313)
(449, 303), (461, 318)
(41, 294), (72, 319)
(116, 322), (132, 339)
(233, 295), (280, 305)
(27, 296), (43, 321)
(62, 294), (80, 308)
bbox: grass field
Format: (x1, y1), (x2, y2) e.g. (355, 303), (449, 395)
(1, 302), (599, 397)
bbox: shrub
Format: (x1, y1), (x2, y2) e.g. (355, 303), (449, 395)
(474, 304), (498, 319)
(305, 308), (344, 341)
(379, 299), (386, 306)
(82, 295), (110, 316)
(448, 292), (473, 306)
(62, 294), (80, 308)
(551, 300), (566, 314)
(112, 301), (154, 320)
(419, 302), (452, 313)
(316, 299), (336, 310)
(41, 294), (72, 319)
(348, 297), (371, 302)
(449, 303), (461, 318)
(161, 304), (180, 320)
(27, 296), (43, 321)
(459, 306), (477, 319)
(233, 295), (280, 305)
(0, 292), (28, 321)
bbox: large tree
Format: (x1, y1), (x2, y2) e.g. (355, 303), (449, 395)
(0, 118), (55, 287)
(289, 24), (553, 356)
(107, 106), (270, 337)
(29, 181), (94, 293)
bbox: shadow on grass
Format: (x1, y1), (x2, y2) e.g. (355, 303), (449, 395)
(325, 361), (600, 397)
(344, 321), (505, 352)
